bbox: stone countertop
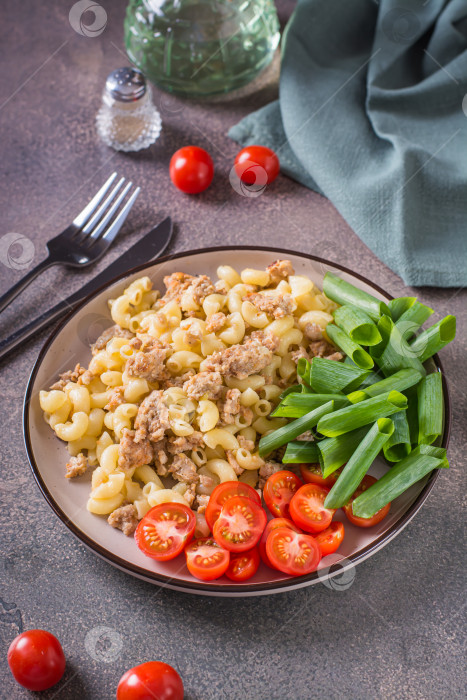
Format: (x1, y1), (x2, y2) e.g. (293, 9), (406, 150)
(0, 1), (465, 698)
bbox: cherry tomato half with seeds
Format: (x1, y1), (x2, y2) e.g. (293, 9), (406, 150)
(225, 547), (260, 582)
(300, 463), (342, 488)
(116, 661), (184, 700)
(234, 145), (280, 186)
(263, 470), (303, 518)
(185, 537), (230, 581)
(8, 630), (66, 692)
(169, 145), (214, 194)
(135, 503), (196, 561)
(205, 481), (261, 531)
(213, 496), (267, 552)
(289, 483), (336, 534)
(343, 475), (391, 528)
(259, 517), (302, 569)
(314, 521), (345, 557)
(266, 527), (321, 576)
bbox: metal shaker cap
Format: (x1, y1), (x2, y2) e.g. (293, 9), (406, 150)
(105, 67), (146, 102)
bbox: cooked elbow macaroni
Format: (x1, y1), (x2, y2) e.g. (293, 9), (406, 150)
(40, 260), (339, 535)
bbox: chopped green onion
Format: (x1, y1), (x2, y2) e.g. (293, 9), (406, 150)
(271, 392), (350, 418)
(323, 271), (390, 321)
(404, 386), (419, 445)
(318, 426), (371, 477)
(394, 301), (434, 340)
(383, 411), (411, 462)
(301, 357), (371, 394)
(346, 390), (367, 404)
(352, 446), (449, 518)
(282, 440), (320, 464)
(325, 324), (374, 370)
(372, 316), (426, 377)
(417, 372), (444, 445)
(297, 357), (312, 387)
(279, 384), (302, 400)
(259, 401), (334, 457)
(333, 305), (382, 346)
(348, 368), (423, 400)
(409, 315), (456, 363)
(317, 390), (407, 437)
(389, 296), (433, 327)
(324, 419), (394, 508)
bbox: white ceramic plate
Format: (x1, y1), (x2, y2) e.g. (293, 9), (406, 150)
(23, 247), (451, 596)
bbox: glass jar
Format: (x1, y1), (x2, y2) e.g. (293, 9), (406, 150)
(124, 0), (280, 98)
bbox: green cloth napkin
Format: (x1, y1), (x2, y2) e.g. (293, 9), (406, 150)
(229, 0), (467, 287)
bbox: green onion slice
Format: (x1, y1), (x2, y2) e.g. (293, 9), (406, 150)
(348, 368), (423, 400)
(417, 372), (444, 445)
(318, 426), (371, 477)
(333, 305), (382, 346)
(351, 446), (449, 518)
(371, 316), (426, 377)
(324, 418), (394, 509)
(299, 357), (370, 394)
(323, 272), (390, 321)
(325, 324), (374, 370)
(258, 401), (334, 457)
(282, 440), (320, 464)
(317, 390), (407, 437)
(383, 411), (412, 462)
(271, 392), (350, 418)
(409, 315), (456, 363)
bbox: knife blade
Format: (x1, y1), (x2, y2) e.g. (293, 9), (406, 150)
(0, 217), (173, 363)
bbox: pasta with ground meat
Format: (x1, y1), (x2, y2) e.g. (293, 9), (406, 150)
(39, 260), (342, 536)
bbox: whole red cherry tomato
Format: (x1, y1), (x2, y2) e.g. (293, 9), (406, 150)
(170, 146), (214, 194)
(234, 145), (280, 186)
(7, 629), (66, 692)
(117, 661), (184, 700)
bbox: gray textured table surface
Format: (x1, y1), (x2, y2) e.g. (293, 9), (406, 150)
(0, 1), (466, 698)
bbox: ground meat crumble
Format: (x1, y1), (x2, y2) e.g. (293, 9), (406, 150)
(183, 371), (223, 400)
(134, 390), (170, 443)
(118, 428), (153, 472)
(50, 363), (86, 390)
(91, 325), (133, 355)
(202, 339), (273, 379)
(245, 291), (297, 319)
(65, 453), (88, 478)
(266, 260), (295, 284)
(169, 454), (199, 484)
(107, 504), (138, 536)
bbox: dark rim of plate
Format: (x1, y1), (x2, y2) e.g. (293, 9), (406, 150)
(23, 246), (452, 595)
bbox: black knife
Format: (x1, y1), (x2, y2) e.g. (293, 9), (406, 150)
(0, 217), (173, 363)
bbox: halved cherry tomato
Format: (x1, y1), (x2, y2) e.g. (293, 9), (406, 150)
(7, 630), (66, 692)
(169, 145), (214, 194)
(234, 145), (280, 185)
(266, 527), (321, 576)
(343, 475), (391, 527)
(135, 503), (195, 561)
(205, 481), (261, 531)
(185, 537), (230, 581)
(300, 463), (342, 488)
(314, 521), (345, 557)
(259, 517), (302, 569)
(213, 496), (267, 552)
(225, 547), (260, 582)
(117, 661), (184, 700)
(289, 483), (336, 534)
(263, 470), (303, 518)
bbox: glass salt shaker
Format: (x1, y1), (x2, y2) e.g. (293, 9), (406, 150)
(96, 67), (162, 152)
